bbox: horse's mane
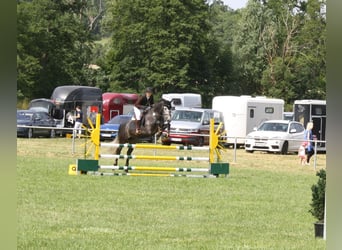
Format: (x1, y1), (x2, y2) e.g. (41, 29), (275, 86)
(153, 99), (165, 111)
(148, 99), (171, 114)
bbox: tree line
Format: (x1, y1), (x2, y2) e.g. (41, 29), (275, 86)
(17, 0), (326, 108)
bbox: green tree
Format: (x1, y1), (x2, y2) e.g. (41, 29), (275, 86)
(17, 0), (93, 100)
(231, 0), (326, 104)
(231, 0), (267, 95)
(205, 0), (237, 100)
(291, 0), (326, 100)
(104, 0), (213, 99)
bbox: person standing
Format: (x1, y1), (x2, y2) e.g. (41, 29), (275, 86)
(73, 106), (83, 138)
(133, 87), (154, 134)
(298, 142), (307, 165)
(304, 121), (314, 165)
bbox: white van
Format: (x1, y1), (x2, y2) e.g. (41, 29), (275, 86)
(161, 108), (224, 146)
(162, 93), (202, 111)
(212, 95), (284, 147)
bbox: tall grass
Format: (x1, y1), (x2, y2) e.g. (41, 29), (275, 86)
(17, 138), (326, 249)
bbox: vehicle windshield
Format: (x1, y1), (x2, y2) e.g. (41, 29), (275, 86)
(172, 110), (202, 122)
(108, 116), (131, 124)
(17, 112), (33, 120)
(258, 122), (288, 132)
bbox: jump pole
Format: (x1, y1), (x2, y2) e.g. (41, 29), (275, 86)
(100, 143), (209, 151)
(100, 165), (209, 172)
(99, 154), (209, 161)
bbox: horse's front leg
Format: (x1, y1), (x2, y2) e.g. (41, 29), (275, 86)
(113, 146), (123, 166)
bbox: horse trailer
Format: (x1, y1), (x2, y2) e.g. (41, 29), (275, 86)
(29, 85), (103, 135)
(212, 95), (284, 147)
(102, 93), (139, 123)
(293, 99), (326, 152)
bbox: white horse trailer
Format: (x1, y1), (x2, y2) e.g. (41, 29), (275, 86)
(212, 95), (284, 147)
(293, 99), (326, 152)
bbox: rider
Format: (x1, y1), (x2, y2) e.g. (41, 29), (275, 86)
(133, 87), (154, 134)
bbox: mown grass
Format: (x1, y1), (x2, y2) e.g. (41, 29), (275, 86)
(17, 138), (326, 249)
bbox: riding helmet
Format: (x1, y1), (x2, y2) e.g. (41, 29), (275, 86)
(145, 87), (153, 93)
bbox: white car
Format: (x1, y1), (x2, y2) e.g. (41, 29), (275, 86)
(244, 120), (305, 154)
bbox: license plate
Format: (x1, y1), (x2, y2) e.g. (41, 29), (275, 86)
(101, 134), (112, 137)
(255, 141), (265, 145)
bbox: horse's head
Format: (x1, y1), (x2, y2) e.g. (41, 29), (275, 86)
(144, 99), (171, 131)
(151, 100), (171, 121)
(161, 99), (172, 123)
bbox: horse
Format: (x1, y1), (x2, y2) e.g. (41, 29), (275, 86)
(112, 99), (172, 166)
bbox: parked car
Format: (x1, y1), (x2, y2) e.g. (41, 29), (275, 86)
(100, 115), (131, 141)
(161, 108), (224, 146)
(17, 109), (56, 138)
(100, 115), (155, 142)
(244, 120), (305, 154)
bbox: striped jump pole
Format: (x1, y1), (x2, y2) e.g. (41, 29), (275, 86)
(100, 165), (209, 173)
(99, 154), (209, 161)
(100, 143), (209, 151)
(92, 172), (217, 178)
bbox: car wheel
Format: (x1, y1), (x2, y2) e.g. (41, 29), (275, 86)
(281, 141), (289, 155)
(197, 137), (204, 147)
(50, 129), (56, 138)
(27, 128), (33, 138)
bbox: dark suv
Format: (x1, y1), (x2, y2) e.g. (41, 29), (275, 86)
(161, 108), (224, 146)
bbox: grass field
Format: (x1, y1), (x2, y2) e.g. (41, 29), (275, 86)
(17, 138), (326, 249)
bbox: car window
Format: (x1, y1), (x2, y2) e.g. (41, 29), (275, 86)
(202, 112), (210, 123)
(211, 111), (223, 124)
(259, 122), (288, 132)
(289, 123), (296, 132)
(33, 113), (42, 120)
(278, 124), (288, 132)
(17, 112), (32, 120)
(108, 116), (131, 124)
(293, 123), (304, 133)
(172, 110), (202, 122)
(109, 116), (121, 124)
(40, 112), (50, 120)
(258, 123), (274, 131)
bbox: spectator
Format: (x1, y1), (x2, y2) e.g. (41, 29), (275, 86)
(298, 141), (307, 165)
(73, 106), (83, 138)
(304, 121), (314, 165)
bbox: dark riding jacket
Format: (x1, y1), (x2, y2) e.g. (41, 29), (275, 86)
(135, 95), (154, 110)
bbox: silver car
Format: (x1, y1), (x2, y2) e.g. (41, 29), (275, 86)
(244, 120), (305, 154)
(161, 108), (224, 146)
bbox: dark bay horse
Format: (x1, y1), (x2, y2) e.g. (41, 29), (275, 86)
(113, 99), (171, 166)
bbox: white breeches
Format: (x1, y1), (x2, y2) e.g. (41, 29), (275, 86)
(133, 107), (141, 120)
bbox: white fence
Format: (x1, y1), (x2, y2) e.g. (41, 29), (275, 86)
(17, 125), (326, 170)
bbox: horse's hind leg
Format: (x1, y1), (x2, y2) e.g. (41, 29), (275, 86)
(125, 147), (134, 167)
